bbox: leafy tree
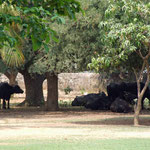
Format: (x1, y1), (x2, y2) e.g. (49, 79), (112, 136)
(0, 0), (82, 107)
(26, 0), (108, 110)
(0, 0), (107, 110)
(89, 0), (150, 125)
(16, 0), (107, 109)
(18, 42), (45, 106)
(0, 41), (45, 106)
(0, 0), (82, 66)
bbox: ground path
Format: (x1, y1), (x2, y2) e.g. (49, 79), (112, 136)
(0, 108), (150, 141)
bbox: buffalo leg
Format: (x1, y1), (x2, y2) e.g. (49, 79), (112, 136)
(3, 100), (6, 109)
(7, 100), (10, 109)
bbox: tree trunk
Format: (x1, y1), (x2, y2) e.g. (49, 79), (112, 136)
(4, 71), (18, 85)
(134, 107), (140, 126)
(134, 96), (142, 126)
(22, 71), (45, 106)
(133, 59), (150, 126)
(46, 73), (59, 111)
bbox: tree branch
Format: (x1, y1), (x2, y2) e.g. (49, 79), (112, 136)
(140, 60), (150, 98)
(133, 67), (138, 81)
(139, 61), (146, 82)
(136, 50), (144, 59)
(136, 46), (150, 60)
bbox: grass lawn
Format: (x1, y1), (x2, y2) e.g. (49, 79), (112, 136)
(0, 106), (150, 150)
(0, 138), (150, 150)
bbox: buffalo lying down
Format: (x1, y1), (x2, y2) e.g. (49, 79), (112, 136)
(72, 92), (111, 110)
(110, 98), (132, 113)
(107, 82), (150, 109)
(0, 82), (24, 109)
(72, 81), (150, 113)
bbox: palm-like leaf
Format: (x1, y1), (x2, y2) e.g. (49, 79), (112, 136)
(0, 3), (25, 67)
(1, 46), (24, 67)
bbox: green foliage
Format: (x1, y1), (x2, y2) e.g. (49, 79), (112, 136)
(80, 88), (86, 95)
(0, 0), (82, 66)
(0, 59), (8, 72)
(0, 0), (108, 75)
(89, 0), (150, 73)
(24, 0), (108, 75)
(64, 86), (73, 95)
(143, 98), (150, 109)
(59, 100), (72, 107)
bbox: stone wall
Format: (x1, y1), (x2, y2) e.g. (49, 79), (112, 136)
(58, 73), (106, 100)
(0, 72), (136, 100)
(0, 73), (103, 100)
(59, 73), (101, 92)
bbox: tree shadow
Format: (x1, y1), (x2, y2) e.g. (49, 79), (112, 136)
(71, 116), (150, 126)
(0, 107), (150, 126)
(0, 107), (99, 119)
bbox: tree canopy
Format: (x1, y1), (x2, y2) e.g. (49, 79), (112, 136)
(17, 0), (107, 75)
(0, 0), (82, 66)
(89, 0), (150, 125)
(0, 0), (107, 108)
(89, 0), (150, 72)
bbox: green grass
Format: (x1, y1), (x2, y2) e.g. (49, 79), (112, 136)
(0, 138), (150, 150)
(59, 100), (72, 108)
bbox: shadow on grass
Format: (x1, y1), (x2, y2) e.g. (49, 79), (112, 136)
(0, 106), (150, 126)
(0, 107), (104, 120)
(71, 116), (150, 126)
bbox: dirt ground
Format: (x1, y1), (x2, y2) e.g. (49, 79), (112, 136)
(0, 104), (150, 141)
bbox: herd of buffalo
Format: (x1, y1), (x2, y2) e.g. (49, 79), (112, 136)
(72, 82), (150, 113)
(0, 81), (150, 113)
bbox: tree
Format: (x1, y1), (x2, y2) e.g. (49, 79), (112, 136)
(4, 70), (18, 85)
(0, 40), (46, 106)
(0, 0), (82, 107)
(0, 0), (82, 66)
(26, 0), (108, 110)
(0, 58), (18, 85)
(1, 0), (107, 109)
(0, 0), (107, 110)
(89, 0), (150, 125)
(18, 41), (46, 106)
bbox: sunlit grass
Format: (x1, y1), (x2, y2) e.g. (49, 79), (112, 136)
(0, 138), (150, 150)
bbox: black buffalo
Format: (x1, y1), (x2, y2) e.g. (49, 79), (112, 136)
(72, 93), (102, 107)
(0, 82), (24, 109)
(107, 82), (127, 102)
(123, 91), (137, 105)
(85, 92), (111, 110)
(110, 98), (132, 113)
(72, 95), (89, 107)
(107, 82), (150, 109)
(72, 92), (111, 110)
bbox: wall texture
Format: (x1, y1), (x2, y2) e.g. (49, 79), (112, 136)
(0, 72), (136, 100)
(0, 73), (103, 100)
